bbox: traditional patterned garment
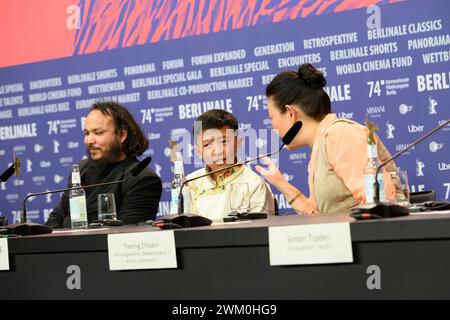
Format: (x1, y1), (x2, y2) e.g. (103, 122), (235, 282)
(186, 165), (275, 221)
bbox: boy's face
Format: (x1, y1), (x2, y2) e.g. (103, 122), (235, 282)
(195, 126), (240, 172)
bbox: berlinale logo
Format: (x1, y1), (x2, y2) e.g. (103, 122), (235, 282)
(386, 121), (395, 139)
(428, 96), (438, 115)
(26, 159), (33, 173)
(53, 140), (60, 154)
(416, 159), (425, 177)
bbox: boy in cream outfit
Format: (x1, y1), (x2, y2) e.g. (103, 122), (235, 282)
(186, 110), (274, 221)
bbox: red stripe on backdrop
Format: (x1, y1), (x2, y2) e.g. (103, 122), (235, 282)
(0, 0), (406, 68)
(0, 0), (77, 68)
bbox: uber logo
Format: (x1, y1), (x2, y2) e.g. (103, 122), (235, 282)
(40, 161), (51, 168)
(67, 141), (79, 149)
(408, 125), (424, 133)
(337, 112), (354, 119)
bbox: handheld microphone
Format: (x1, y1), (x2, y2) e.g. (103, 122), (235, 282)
(355, 119), (449, 219)
(176, 121), (303, 220)
(13, 156), (152, 235)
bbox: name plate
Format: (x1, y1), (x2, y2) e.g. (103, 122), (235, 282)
(0, 238), (9, 271)
(269, 223), (353, 266)
(108, 231), (177, 270)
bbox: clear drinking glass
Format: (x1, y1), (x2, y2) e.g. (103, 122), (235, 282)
(390, 170), (410, 207)
(230, 183), (250, 215)
(98, 193), (117, 221)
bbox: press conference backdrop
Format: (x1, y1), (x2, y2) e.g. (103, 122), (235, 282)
(0, 0), (449, 224)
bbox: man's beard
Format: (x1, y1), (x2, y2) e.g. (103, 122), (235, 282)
(86, 140), (123, 164)
(84, 141), (124, 185)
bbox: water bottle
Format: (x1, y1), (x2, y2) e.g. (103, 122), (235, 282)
(170, 151), (186, 214)
(69, 164), (88, 228)
(364, 143), (386, 204)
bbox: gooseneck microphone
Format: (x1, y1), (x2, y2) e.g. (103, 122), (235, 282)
(20, 156), (152, 224)
(373, 119), (450, 203)
(177, 121), (303, 215)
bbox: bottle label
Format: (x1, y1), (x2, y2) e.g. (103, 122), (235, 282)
(72, 172), (81, 184)
(364, 174), (386, 203)
(174, 160), (184, 176)
(70, 195), (87, 221)
(170, 188), (180, 214)
(378, 175), (386, 202)
(367, 144), (378, 158)
(364, 174), (376, 204)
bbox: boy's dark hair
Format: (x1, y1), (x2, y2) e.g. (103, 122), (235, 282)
(193, 109), (238, 140)
(266, 63), (331, 121)
(90, 101), (149, 157)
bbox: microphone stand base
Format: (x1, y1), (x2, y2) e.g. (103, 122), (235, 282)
(161, 214), (212, 228)
(6, 222), (53, 236)
(352, 202), (410, 219)
(228, 212), (268, 220)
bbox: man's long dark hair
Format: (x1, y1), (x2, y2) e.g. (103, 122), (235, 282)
(90, 101), (148, 157)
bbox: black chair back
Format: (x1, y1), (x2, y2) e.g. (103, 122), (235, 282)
(410, 190), (435, 204)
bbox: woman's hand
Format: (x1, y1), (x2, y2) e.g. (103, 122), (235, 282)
(255, 157), (286, 189)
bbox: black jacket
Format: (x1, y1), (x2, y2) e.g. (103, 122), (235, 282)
(45, 157), (162, 228)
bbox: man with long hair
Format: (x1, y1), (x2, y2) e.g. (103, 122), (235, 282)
(46, 101), (162, 228)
